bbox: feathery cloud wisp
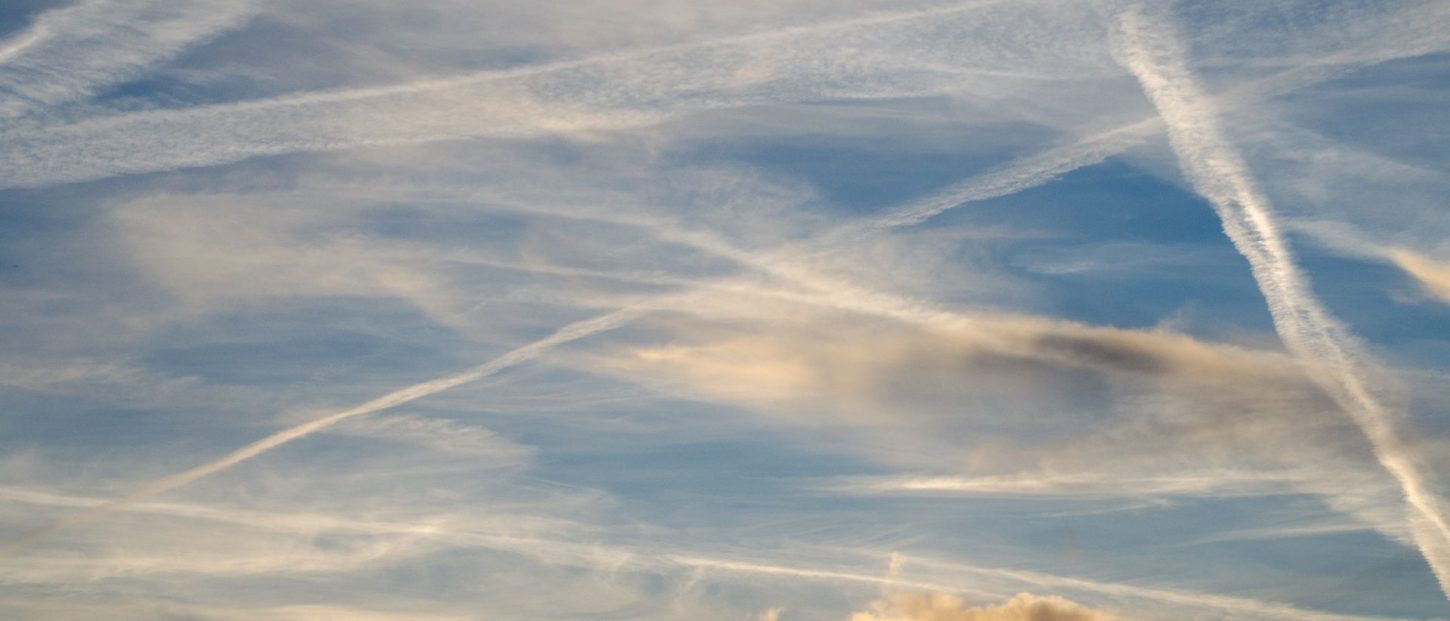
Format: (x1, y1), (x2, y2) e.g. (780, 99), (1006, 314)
(1391, 249), (1450, 306)
(0, 0), (256, 118)
(1112, 3), (1450, 595)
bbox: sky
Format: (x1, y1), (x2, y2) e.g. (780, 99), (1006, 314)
(0, 0), (1448, 619)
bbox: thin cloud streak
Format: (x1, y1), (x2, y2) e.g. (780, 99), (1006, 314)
(831, 471), (1306, 499)
(1112, 4), (1450, 596)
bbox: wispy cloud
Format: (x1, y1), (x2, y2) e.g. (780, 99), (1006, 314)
(0, 0), (257, 118)
(831, 471), (1305, 500)
(1390, 249), (1450, 307)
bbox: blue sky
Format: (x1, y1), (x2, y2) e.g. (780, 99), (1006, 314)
(1, 1), (1449, 619)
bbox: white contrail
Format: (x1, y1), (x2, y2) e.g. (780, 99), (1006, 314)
(0, 0), (256, 119)
(0, 306), (648, 554)
(1112, 5), (1450, 595)
(829, 470), (1305, 499)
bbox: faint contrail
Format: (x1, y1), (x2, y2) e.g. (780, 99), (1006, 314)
(1112, 4), (1450, 595)
(0, 0), (256, 118)
(0, 306), (647, 554)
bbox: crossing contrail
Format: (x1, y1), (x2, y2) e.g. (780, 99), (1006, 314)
(1112, 4), (1450, 596)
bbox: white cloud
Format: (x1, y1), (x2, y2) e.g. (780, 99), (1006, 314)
(849, 592), (1113, 621)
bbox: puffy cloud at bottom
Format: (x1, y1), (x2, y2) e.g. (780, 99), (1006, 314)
(849, 592), (1114, 621)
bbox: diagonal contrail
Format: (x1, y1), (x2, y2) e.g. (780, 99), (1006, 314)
(1112, 4), (1450, 596)
(0, 306), (648, 555)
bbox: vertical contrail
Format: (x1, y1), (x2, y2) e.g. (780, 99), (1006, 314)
(1112, 4), (1450, 595)
(0, 307), (647, 554)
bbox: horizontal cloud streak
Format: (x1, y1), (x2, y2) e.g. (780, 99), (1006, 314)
(831, 471), (1305, 499)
